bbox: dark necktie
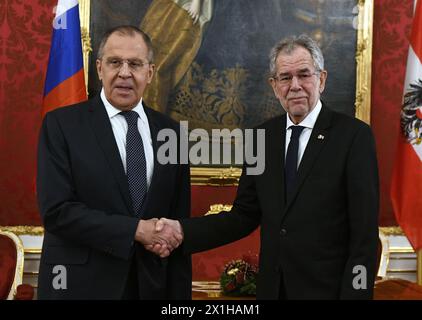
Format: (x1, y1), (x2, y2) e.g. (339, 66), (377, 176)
(121, 111), (147, 216)
(285, 125), (305, 198)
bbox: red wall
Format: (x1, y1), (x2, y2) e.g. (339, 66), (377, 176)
(0, 1), (56, 225)
(191, 185), (260, 280)
(0, 0), (415, 226)
(372, 0), (414, 226)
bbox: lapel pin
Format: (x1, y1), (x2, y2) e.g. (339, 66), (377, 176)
(317, 134), (325, 140)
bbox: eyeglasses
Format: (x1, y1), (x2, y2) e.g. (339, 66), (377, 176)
(104, 58), (150, 72)
(271, 71), (320, 86)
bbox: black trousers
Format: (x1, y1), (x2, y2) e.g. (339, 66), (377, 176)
(121, 257), (139, 300)
(279, 273), (287, 300)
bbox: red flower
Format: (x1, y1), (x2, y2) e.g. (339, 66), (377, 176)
(236, 271), (245, 284)
(225, 282), (236, 292)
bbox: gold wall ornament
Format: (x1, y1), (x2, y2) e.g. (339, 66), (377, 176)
(170, 62), (248, 130)
(81, 27), (92, 86)
(205, 204), (233, 216)
(355, 0), (373, 125)
(191, 167), (241, 185)
(379, 226), (404, 236)
(79, 0), (91, 91)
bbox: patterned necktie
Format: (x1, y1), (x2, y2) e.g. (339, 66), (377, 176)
(285, 125), (305, 198)
(120, 111), (147, 216)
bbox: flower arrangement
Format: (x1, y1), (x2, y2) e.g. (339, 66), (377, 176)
(220, 254), (258, 296)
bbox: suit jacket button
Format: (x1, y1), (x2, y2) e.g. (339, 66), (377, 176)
(280, 228), (287, 236)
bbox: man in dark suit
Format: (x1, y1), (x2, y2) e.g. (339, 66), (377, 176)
(37, 25), (191, 299)
(151, 34), (379, 299)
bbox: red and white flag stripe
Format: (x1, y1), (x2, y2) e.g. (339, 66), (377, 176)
(391, 0), (422, 250)
(405, 0), (422, 161)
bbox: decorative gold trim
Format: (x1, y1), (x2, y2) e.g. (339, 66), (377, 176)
(388, 269), (417, 273)
(378, 229), (390, 278)
(389, 247), (414, 253)
(79, 0), (91, 91)
(192, 281), (221, 288)
(355, 0), (373, 124)
(191, 167), (241, 185)
(24, 249), (43, 254)
(0, 230), (24, 300)
(379, 226), (404, 236)
(192, 281), (222, 298)
(0, 226), (44, 236)
(205, 204), (233, 216)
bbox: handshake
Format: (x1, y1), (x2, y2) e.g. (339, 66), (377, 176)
(135, 218), (183, 258)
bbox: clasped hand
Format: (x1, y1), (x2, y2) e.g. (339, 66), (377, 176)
(135, 218), (183, 258)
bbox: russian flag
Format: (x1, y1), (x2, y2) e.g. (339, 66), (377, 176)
(42, 0), (87, 115)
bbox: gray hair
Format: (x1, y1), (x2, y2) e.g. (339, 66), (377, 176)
(269, 34), (324, 76)
(97, 25), (154, 63)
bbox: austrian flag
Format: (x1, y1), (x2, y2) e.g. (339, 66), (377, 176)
(391, 0), (422, 250)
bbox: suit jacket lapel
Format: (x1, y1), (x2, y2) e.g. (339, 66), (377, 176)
(141, 106), (163, 217)
(282, 105), (333, 217)
(87, 96), (133, 214)
(265, 114), (287, 215)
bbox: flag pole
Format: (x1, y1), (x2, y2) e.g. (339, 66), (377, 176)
(418, 249), (422, 285)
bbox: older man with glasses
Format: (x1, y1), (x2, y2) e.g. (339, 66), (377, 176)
(151, 34), (379, 300)
(37, 25), (191, 300)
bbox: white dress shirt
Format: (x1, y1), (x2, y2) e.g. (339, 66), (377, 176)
(285, 100), (322, 168)
(100, 88), (154, 188)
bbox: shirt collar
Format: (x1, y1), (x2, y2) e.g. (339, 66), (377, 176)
(100, 88), (149, 126)
(286, 100), (322, 130)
